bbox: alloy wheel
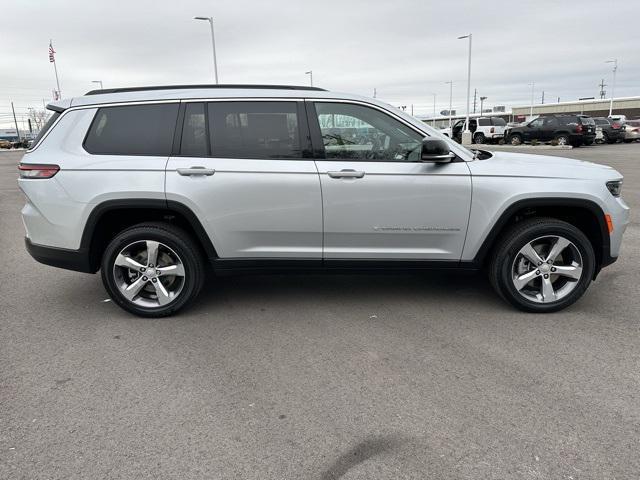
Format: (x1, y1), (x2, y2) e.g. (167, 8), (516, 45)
(112, 240), (186, 308)
(511, 235), (583, 304)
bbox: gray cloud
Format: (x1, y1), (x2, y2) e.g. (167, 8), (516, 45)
(2, 0), (638, 127)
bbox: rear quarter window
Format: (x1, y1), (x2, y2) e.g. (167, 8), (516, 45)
(84, 103), (179, 156)
(28, 111), (61, 149)
(491, 118), (506, 126)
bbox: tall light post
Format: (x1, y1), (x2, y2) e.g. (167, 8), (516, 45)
(445, 81), (453, 129)
(480, 96), (487, 115)
(458, 33), (472, 145)
(605, 58), (617, 117)
(432, 93), (437, 127)
(194, 16), (219, 84)
(528, 82), (535, 118)
(305, 70), (313, 87)
(91, 80), (103, 90)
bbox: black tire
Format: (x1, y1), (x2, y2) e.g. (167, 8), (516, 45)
(509, 134), (522, 146)
(554, 134), (570, 146)
(101, 222), (205, 317)
(601, 132), (609, 144)
(488, 217), (595, 313)
(473, 132), (486, 144)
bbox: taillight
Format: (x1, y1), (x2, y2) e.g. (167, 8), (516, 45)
(612, 122), (621, 129)
(18, 163), (60, 179)
(575, 124), (583, 133)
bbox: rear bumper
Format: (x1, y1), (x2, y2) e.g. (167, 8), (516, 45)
(25, 237), (93, 273)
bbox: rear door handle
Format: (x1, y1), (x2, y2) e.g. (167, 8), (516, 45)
(327, 169), (365, 179)
(177, 166), (215, 176)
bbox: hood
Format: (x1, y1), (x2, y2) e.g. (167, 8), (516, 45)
(468, 150), (621, 181)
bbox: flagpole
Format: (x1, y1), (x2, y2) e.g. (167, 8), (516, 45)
(50, 39), (62, 99)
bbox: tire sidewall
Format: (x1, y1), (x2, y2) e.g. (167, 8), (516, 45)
(497, 222), (595, 313)
(101, 226), (201, 317)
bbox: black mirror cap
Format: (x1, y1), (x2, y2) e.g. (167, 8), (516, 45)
(421, 138), (454, 162)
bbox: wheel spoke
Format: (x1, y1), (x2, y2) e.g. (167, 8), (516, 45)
(520, 243), (544, 265)
(553, 264), (583, 281)
(513, 270), (538, 291)
(121, 277), (147, 301)
(146, 241), (160, 266)
(114, 253), (145, 271)
(154, 280), (172, 306)
(541, 277), (557, 302)
(157, 264), (185, 277)
(546, 237), (571, 262)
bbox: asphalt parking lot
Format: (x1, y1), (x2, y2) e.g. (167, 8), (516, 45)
(1, 144), (639, 479)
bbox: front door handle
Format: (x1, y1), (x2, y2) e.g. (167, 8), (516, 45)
(327, 169), (365, 179)
(177, 166), (216, 176)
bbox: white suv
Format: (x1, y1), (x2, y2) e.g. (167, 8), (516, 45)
(19, 85), (629, 317)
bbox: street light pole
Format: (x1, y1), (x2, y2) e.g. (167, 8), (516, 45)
(529, 82), (535, 118)
(92, 80), (103, 90)
(445, 81), (453, 129)
(194, 16), (219, 84)
(305, 70), (313, 87)
(432, 93), (436, 127)
(605, 58), (617, 117)
(480, 96), (487, 115)
(458, 34), (472, 145)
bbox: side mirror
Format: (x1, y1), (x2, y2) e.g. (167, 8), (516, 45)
(421, 138), (455, 162)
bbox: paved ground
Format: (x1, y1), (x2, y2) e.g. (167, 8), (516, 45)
(1, 144), (639, 479)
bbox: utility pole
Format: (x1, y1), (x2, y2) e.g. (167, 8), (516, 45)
(411, 104), (414, 116)
(373, 87), (377, 98)
(599, 79), (607, 99)
(541, 91), (545, 104)
(480, 96), (487, 115)
(557, 96), (560, 103)
(11, 102), (21, 141)
(194, 17), (220, 84)
(473, 88), (477, 114)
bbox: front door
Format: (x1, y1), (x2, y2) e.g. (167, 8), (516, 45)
(166, 100), (323, 260)
(308, 101), (472, 262)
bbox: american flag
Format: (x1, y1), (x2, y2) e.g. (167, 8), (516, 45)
(49, 42), (55, 63)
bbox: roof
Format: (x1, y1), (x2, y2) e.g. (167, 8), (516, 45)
(48, 84), (359, 110)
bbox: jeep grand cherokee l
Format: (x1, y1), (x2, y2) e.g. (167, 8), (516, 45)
(18, 85), (629, 317)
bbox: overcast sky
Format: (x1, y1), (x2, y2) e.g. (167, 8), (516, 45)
(1, 0), (638, 128)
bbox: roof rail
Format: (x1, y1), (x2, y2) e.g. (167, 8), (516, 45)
(85, 84), (327, 95)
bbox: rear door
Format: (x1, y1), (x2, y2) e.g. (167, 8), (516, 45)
(165, 100), (323, 260)
(308, 100), (472, 262)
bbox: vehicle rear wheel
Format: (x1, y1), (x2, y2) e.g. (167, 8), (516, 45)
(473, 132), (486, 144)
(488, 217), (595, 313)
(101, 222), (205, 317)
(554, 134), (569, 146)
(509, 134), (522, 146)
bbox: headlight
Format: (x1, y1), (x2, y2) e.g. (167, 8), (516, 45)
(606, 180), (623, 197)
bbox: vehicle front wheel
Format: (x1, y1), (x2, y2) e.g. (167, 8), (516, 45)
(554, 134), (569, 146)
(101, 222), (205, 317)
(488, 217), (595, 313)
(509, 134), (522, 146)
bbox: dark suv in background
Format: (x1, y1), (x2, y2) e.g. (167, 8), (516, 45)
(593, 117), (625, 144)
(506, 115), (596, 147)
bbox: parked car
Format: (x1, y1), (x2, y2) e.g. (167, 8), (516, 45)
(19, 85), (628, 316)
(506, 114), (596, 147)
(623, 120), (640, 143)
(593, 117), (625, 144)
(0, 139), (12, 149)
(441, 117), (506, 144)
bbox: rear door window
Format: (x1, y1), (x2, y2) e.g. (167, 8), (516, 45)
(491, 118), (506, 126)
(478, 118), (491, 126)
(84, 103), (179, 155)
(207, 101), (302, 159)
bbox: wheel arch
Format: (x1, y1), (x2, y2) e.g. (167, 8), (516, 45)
(472, 198), (610, 276)
(81, 199), (217, 272)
